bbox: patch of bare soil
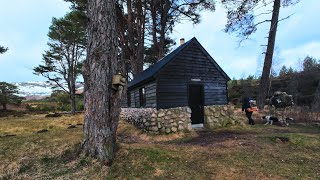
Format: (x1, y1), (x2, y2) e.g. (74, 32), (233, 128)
(170, 130), (252, 147)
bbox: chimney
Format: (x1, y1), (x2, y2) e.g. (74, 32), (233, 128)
(180, 38), (185, 45)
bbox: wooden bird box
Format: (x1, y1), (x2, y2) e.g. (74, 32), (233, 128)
(112, 73), (126, 90)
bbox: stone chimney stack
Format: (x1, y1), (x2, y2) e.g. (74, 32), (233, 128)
(180, 38), (185, 45)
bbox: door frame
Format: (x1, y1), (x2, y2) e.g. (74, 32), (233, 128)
(188, 84), (204, 124)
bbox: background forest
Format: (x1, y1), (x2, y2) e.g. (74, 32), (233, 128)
(228, 56), (320, 110)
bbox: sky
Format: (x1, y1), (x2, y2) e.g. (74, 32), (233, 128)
(1, 0), (320, 83)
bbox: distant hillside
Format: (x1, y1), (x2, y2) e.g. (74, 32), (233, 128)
(13, 81), (84, 100)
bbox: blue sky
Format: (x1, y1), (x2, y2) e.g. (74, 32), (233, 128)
(1, 0), (320, 82)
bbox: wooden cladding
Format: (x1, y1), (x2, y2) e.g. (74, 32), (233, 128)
(127, 39), (229, 109)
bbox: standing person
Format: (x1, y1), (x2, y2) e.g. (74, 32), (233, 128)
(242, 97), (255, 125)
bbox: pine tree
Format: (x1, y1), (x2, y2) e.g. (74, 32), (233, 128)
(0, 82), (24, 111)
(222, 0), (300, 108)
(82, 0), (123, 165)
(33, 10), (86, 114)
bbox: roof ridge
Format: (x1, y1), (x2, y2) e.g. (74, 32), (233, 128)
(128, 38), (196, 89)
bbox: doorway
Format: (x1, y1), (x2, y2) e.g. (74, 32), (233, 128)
(188, 84), (204, 124)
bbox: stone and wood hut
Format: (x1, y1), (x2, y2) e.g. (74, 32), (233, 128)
(127, 37), (231, 125)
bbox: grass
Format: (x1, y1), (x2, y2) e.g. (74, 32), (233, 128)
(0, 114), (319, 179)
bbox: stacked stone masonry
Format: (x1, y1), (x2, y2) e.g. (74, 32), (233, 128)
(204, 105), (245, 128)
(121, 105), (245, 134)
(120, 107), (192, 134)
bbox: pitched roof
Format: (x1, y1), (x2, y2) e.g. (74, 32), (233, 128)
(128, 37), (230, 89)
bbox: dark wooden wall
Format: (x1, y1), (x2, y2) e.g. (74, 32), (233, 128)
(156, 43), (228, 109)
(129, 81), (157, 108)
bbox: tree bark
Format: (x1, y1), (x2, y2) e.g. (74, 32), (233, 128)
(82, 0), (122, 165)
(258, 0), (280, 109)
(2, 103), (6, 111)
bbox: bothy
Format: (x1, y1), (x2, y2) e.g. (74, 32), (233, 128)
(126, 37), (231, 127)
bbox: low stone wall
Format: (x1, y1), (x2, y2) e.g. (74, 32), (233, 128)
(204, 105), (245, 128)
(120, 107), (192, 134)
(121, 105), (245, 133)
(120, 108), (155, 129)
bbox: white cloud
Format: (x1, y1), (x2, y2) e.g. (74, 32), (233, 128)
(280, 41), (320, 69)
(1, 0), (320, 82)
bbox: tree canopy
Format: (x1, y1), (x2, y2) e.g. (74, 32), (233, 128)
(33, 10), (87, 114)
(0, 45), (8, 54)
(0, 82), (24, 111)
(222, 0), (300, 108)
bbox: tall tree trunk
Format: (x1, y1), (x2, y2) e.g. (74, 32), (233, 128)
(150, 0), (159, 60)
(127, 0), (137, 75)
(70, 89), (76, 114)
(2, 103), (6, 111)
(136, 0), (145, 73)
(258, 0), (280, 109)
(82, 0), (122, 165)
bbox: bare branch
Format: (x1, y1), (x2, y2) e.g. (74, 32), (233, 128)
(254, 19), (272, 27)
(254, 0), (274, 11)
(278, 13), (294, 22)
(255, 11), (273, 17)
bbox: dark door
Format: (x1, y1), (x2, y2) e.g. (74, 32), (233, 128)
(188, 84), (204, 124)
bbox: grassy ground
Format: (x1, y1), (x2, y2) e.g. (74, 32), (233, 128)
(0, 114), (319, 179)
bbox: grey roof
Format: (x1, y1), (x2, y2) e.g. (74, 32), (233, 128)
(128, 37), (230, 90)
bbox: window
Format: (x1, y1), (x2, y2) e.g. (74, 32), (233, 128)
(139, 87), (146, 107)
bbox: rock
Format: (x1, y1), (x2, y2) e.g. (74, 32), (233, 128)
(160, 127), (166, 133)
(165, 128), (171, 134)
(206, 116), (213, 123)
(150, 122), (156, 126)
(223, 106), (228, 111)
(166, 111), (172, 115)
(178, 125), (184, 131)
(37, 129), (49, 133)
(144, 122), (150, 127)
(158, 112), (165, 117)
(204, 109), (210, 115)
(67, 125), (77, 129)
(165, 116), (170, 120)
(171, 122), (177, 127)
(187, 123), (192, 131)
(171, 127), (177, 132)
(45, 113), (62, 118)
(239, 121), (246, 127)
(187, 107), (192, 113)
(178, 121), (183, 124)
(158, 123), (162, 129)
(151, 126), (158, 131)
(151, 113), (157, 118)
(275, 136), (289, 143)
(221, 110), (226, 116)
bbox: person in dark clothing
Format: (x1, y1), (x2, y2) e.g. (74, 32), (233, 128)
(242, 97), (255, 125)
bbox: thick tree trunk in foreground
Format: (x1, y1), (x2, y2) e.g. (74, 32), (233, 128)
(258, 0), (280, 109)
(82, 0), (121, 165)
